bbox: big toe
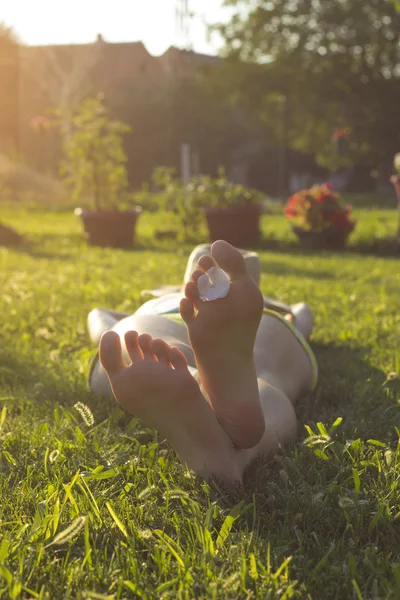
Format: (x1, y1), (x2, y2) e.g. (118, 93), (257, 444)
(211, 240), (247, 281)
(100, 331), (126, 377)
(180, 297), (195, 324)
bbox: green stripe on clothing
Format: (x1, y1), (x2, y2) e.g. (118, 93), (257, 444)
(262, 309), (318, 391)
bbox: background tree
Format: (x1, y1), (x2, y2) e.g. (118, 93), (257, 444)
(0, 24), (25, 244)
(215, 0), (400, 175)
(0, 23), (20, 156)
(110, 63), (254, 188)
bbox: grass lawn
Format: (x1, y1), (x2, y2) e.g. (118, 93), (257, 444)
(0, 203), (399, 599)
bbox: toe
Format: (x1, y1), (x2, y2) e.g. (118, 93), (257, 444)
(125, 330), (143, 363)
(191, 269), (204, 282)
(198, 254), (215, 272)
(180, 297), (195, 324)
(169, 346), (188, 370)
(184, 281), (201, 307)
(152, 338), (171, 364)
(211, 240), (247, 280)
(138, 334), (155, 360)
(99, 331), (127, 377)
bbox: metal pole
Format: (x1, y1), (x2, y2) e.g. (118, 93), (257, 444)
(174, 0), (192, 176)
(278, 95), (287, 202)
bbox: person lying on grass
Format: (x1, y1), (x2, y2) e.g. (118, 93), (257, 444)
(88, 241), (317, 486)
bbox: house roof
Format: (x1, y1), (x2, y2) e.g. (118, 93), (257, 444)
(23, 37), (219, 81)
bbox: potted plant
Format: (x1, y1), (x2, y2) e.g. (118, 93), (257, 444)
(190, 168), (265, 247)
(390, 153), (400, 245)
(60, 94), (141, 248)
(149, 167), (264, 246)
(284, 182), (356, 250)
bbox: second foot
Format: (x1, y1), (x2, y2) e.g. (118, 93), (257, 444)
(180, 240), (265, 449)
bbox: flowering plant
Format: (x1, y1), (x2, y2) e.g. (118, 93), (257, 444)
(284, 183), (356, 233)
(31, 115), (51, 134)
(331, 127), (350, 142)
(390, 153), (400, 187)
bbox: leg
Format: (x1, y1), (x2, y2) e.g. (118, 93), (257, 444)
(235, 380), (298, 474)
(253, 312), (314, 402)
(290, 302), (314, 340)
(181, 240), (265, 450)
(181, 241), (314, 450)
(87, 308), (130, 346)
(235, 312), (314, 471)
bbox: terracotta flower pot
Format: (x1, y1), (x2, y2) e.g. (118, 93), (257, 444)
(292, 225), (351, 250)
(203, 204), (261, 247)
(75, 208), (141, 248)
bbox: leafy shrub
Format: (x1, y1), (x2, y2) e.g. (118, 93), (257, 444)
(150, 166), (266, 241)
(59, 95), (132, 211)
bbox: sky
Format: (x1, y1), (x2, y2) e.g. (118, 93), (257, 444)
(1, 0), (233, 56)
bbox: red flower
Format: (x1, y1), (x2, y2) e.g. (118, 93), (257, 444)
(284, 183), (356, 233)
(31, 115), (50, 133)
(390, 174), (400, 186)
(284, 207), (297, 218)
(332, 128), (350, 141)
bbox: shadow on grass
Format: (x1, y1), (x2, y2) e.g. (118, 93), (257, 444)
(239, 341), (398, 508)
(259, 256), (334, 280)
(8, 234), (84, 261)
(241, 342), (395, 486)
(138, 233), (400, 259)
(14, 247), (74, 261)
(258, 236), (400, 259)
(12, 235), (193, 258)
(295, 341), (397, 440)
(0, 344), (108, 421)
(7, 225), (400, 261)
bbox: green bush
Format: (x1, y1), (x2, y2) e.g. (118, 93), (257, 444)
(150, 166), (266, 242)
(187, 167), (265, 209)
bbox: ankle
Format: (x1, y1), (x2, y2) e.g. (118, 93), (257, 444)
(221, 407), (265, 449)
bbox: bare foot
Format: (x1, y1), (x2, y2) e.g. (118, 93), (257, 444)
(180, 240), (265, 449)
(99, 329), (241, 483)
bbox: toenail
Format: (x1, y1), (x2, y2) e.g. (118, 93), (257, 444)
(197, 267), (230, 301)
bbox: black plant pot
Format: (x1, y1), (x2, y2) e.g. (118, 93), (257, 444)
(75, 208), (141, 248)
(203, 204), (261, 247)
(292, 225), (351, 250)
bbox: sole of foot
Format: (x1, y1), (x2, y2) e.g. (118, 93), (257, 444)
(99, 329), (241, 484)
(180, 240), (265, 449)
